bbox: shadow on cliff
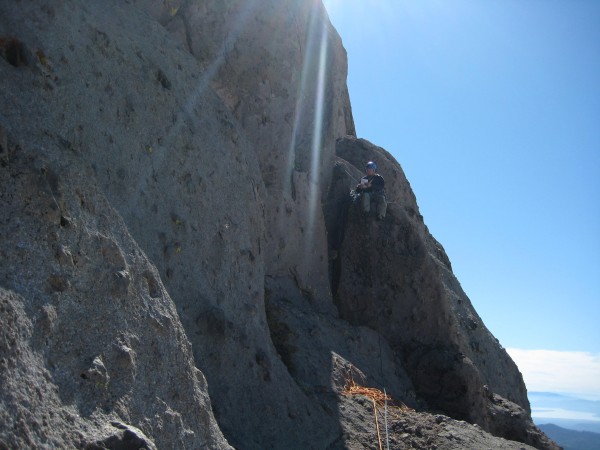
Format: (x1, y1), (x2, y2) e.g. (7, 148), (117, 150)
(264, 274), (420, 448)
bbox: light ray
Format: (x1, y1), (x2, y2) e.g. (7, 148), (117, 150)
(284, 2), (330, 274)
(138, 1), (259, 195)
(285, 4), (320, 198)
(305, 17), (329, 260)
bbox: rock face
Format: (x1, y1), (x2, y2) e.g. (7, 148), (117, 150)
(328, 137), (556, 449)
(0, 139), (229, 448)
(0, 1), (558, 450)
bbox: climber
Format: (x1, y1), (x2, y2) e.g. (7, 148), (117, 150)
(355, 161), (386, 220)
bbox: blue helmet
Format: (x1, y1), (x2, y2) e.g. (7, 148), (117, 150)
(366, 161), (377, 170)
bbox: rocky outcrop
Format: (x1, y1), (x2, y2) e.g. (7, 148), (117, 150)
(327, 136), (557, 449)
(1, 1), (558, 449)
(331, 137), (527, 415)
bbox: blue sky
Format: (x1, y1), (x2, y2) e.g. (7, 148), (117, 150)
(323, 0), (600, 421)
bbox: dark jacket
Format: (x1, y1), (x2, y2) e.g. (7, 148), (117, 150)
(357, 174), (385, 194)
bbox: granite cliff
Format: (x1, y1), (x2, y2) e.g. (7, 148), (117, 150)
(1, 1), (558, 449)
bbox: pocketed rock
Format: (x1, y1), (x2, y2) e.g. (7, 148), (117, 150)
(0, 140), (230, 449)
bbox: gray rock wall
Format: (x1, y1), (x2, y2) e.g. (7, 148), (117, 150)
(1, 1), (349, 448)
(143, 0), (356, 306)
(0, 139), (229, 448)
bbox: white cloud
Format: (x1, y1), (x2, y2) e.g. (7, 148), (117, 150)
(507, 348), (600, 401)
(532, 407), (600, 421)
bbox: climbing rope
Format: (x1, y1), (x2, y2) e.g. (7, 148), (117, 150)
(341, 370), (413, 449)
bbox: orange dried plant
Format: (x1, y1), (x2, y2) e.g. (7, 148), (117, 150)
(341, 370), (413, 450)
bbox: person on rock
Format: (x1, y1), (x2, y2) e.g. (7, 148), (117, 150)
(355, 161), (386, 220)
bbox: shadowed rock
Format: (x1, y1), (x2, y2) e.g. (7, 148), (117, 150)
(328, 136), (557, 449)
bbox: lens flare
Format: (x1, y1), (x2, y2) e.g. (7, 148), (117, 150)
(305, 18), (329, 260)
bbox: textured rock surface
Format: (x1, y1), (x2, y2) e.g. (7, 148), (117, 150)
(336, 396), (540, 450)
(0, 141), (229, 448)
(135, 0), (355, 307)
(1, 1), (558, 449)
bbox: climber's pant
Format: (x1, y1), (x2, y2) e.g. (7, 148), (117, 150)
(361, 192), (387, 218)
